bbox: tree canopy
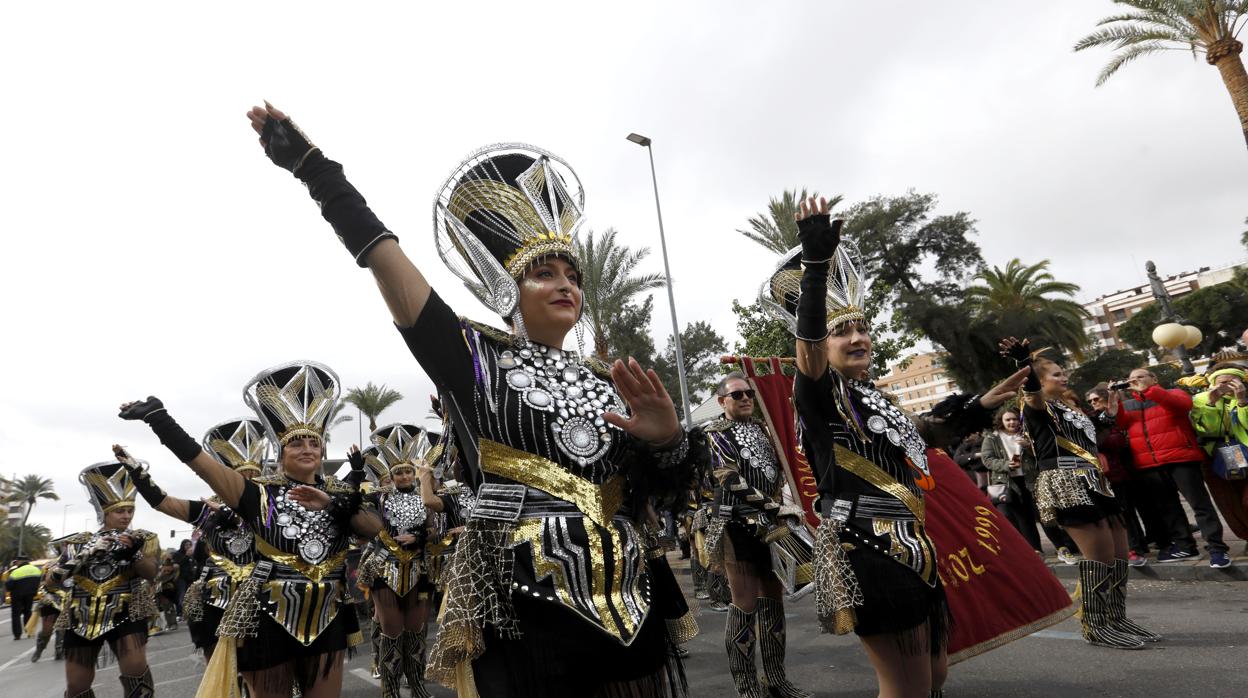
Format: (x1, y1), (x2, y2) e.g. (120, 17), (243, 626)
(343, 382), (404, 432)
(1117, 282), (1248, 357)
(575, 228), (666, 359)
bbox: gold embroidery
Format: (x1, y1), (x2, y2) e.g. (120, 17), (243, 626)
(255, 538), (347, 583)
(479, 439), (624, 528)
(833, 445), (924, 522)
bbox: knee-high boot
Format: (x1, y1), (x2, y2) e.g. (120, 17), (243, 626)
(1108, 559), (1161, 642)
(1077, 560), (1143, 649)
(32, 631), (51, 662)
(370, 621), (382, 678)
(402, 627), (433, 698)
(754, 598), (811, 698)
(377, 633), (405, 698)
(119, 667), (155, 698)
(726, 604), (765, 698)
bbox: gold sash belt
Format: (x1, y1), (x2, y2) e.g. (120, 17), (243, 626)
(833, 445), (924, 522)
(1055, 436), (1101, 469)
(255, 538), (347, 582)
(479, 439), (624, 528)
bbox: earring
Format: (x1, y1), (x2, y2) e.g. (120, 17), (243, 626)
(575, 321), (586, 357)
(512, 313), (529, 342)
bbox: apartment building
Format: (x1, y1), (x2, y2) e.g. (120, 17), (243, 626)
(873, 351), (960, 413)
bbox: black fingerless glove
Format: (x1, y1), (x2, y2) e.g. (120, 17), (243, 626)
(122, 462), (168, 509)
(119, 397), (202, 463)
(929, 393), (993, 437)
(794, 215), (843, 342)
(261, 118), (398, 267)
(343, 450), (367, 489)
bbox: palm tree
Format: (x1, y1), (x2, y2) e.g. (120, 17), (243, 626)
(3, 474), (58, 557)
(343, 382), (404, 432)
(0, 522), (52, 562)
(1074, 1), (1248, 148)
(966, 258), (1091, 358)
(574, 228), (666, 360)
(736, 189), (844, 255)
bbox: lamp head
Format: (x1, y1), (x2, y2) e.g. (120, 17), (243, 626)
(626, 133), (651, 147)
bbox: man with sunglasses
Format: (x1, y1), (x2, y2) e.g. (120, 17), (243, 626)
(702, 372), (810, 698)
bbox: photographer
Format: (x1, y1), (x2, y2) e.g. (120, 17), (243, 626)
(1110, 369), (1230, 568)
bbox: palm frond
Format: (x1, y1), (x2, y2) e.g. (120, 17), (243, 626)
(1095, 41), (1176, 85)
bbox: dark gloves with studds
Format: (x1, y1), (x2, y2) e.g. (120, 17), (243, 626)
(259, 114), (398, 267)
(119, 396), (166, 422)
(343, 448), (367, 489)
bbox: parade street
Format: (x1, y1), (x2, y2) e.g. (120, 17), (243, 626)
(0, 575), (1242, 698)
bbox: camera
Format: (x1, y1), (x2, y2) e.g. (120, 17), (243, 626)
(1110, 381), (1131, 391)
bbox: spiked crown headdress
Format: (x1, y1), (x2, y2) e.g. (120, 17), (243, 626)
(79, 461), (137, 523)
(370, 423), (433, 474)
(202, 418), (271, 475)
(758, 242), (868, 334)
(360, 445), (390, 484)
(243, 360), (341, 447)
(433, 144), (585, 323)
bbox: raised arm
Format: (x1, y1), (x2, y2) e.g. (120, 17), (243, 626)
(998, 337), (1043, 410)
(247, 103), (431, 328)
(415, 463), (445, 513)
(792, 197), (842, 380)
(113, 445), (204, 524)
(118, 398), (247, 508)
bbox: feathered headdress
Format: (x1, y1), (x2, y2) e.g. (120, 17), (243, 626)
(80, 461), (137, 523)
(370, 423), (433, 474)
(243, 360), (341, 447)
(433, 144), (585, 329)
(758, 242), (868, 334)
(202, 418), (271, 475)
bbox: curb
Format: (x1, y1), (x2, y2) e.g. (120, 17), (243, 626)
(1045, 560), (1248, 582)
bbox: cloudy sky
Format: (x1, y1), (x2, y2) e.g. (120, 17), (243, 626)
(1, 1), (1243, 541)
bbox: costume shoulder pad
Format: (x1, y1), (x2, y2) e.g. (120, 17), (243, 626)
(252, 475), (287, 486)
(702, 418), (732, 433)
(463, 318), (521, 347)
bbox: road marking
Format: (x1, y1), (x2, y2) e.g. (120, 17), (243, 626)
(1029, 629), (1081, 641)
(0, 647), (36, 674)
(349, 667), (381, 688)
(155, 674), (201, 688)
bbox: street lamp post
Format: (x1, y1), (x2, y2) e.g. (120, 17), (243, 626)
(61, 503), (73, 537)
(1145, 261), (1195, 375)
(626, 133), (693, 425)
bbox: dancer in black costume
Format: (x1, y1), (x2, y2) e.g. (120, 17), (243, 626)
(244, 102), (702, 697)
(773, 197), (1029, 697)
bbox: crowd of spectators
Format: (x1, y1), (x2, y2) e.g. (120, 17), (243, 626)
(948, 332), (1248, 570)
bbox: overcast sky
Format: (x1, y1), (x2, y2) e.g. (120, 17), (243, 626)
(1, 1), (1243, 541)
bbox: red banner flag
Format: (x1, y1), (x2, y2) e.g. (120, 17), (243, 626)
(736, 357), (1074, 662)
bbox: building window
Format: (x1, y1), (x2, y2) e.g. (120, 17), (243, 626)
(1112, 309), (1127, 322)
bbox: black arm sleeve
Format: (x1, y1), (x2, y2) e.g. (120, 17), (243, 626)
(793, 370), (842, 504)
(296, 152), (398, 266)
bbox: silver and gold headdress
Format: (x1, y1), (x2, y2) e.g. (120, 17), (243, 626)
(80, 461), (137, 523)
(202, 418), (271, 475)
(759, 242), (868, 334)
(433, 144), (585, 325)
(243, 360), (341, 447)
(361, 445), (390, 484)
(370, 423), (433, 474)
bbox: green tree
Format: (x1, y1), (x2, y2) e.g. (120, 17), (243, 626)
(655, 321), (728, 405)
(574, 228), (666, 360)
(343, 382), (404, 432)
(731, 299), (795, 362)
(736, 189), (844, 254)
(838, 191), (986, 380)
(604, 296), (658, 365)
(3, 475), (59, 557)
(1069, 348), (1151, 396)
(967, 258), (1091, 358)
(1074, 1), (1248, 149)
(1117, 282), (1248, 357)
(0, 522), (52, 562)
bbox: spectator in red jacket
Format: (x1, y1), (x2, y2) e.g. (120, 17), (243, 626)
(1110, 368), (1230, 568)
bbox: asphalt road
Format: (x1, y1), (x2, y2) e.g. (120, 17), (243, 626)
(1, 577), (1244, 697)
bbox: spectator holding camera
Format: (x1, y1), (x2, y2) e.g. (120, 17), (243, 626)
(1190, 364), (1248, 542)
(1109, 368), (1231, 568)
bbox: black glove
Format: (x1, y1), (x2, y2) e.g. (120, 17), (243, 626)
(119, 397), (202, 463)
(1001, 338), (1033, 366)
(796, 214), (842, 264)
(121, 461), (168, 509)
(260, 117), (318, 175)
(343, 449), (367, 489)
(260, 117), (398, 267)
